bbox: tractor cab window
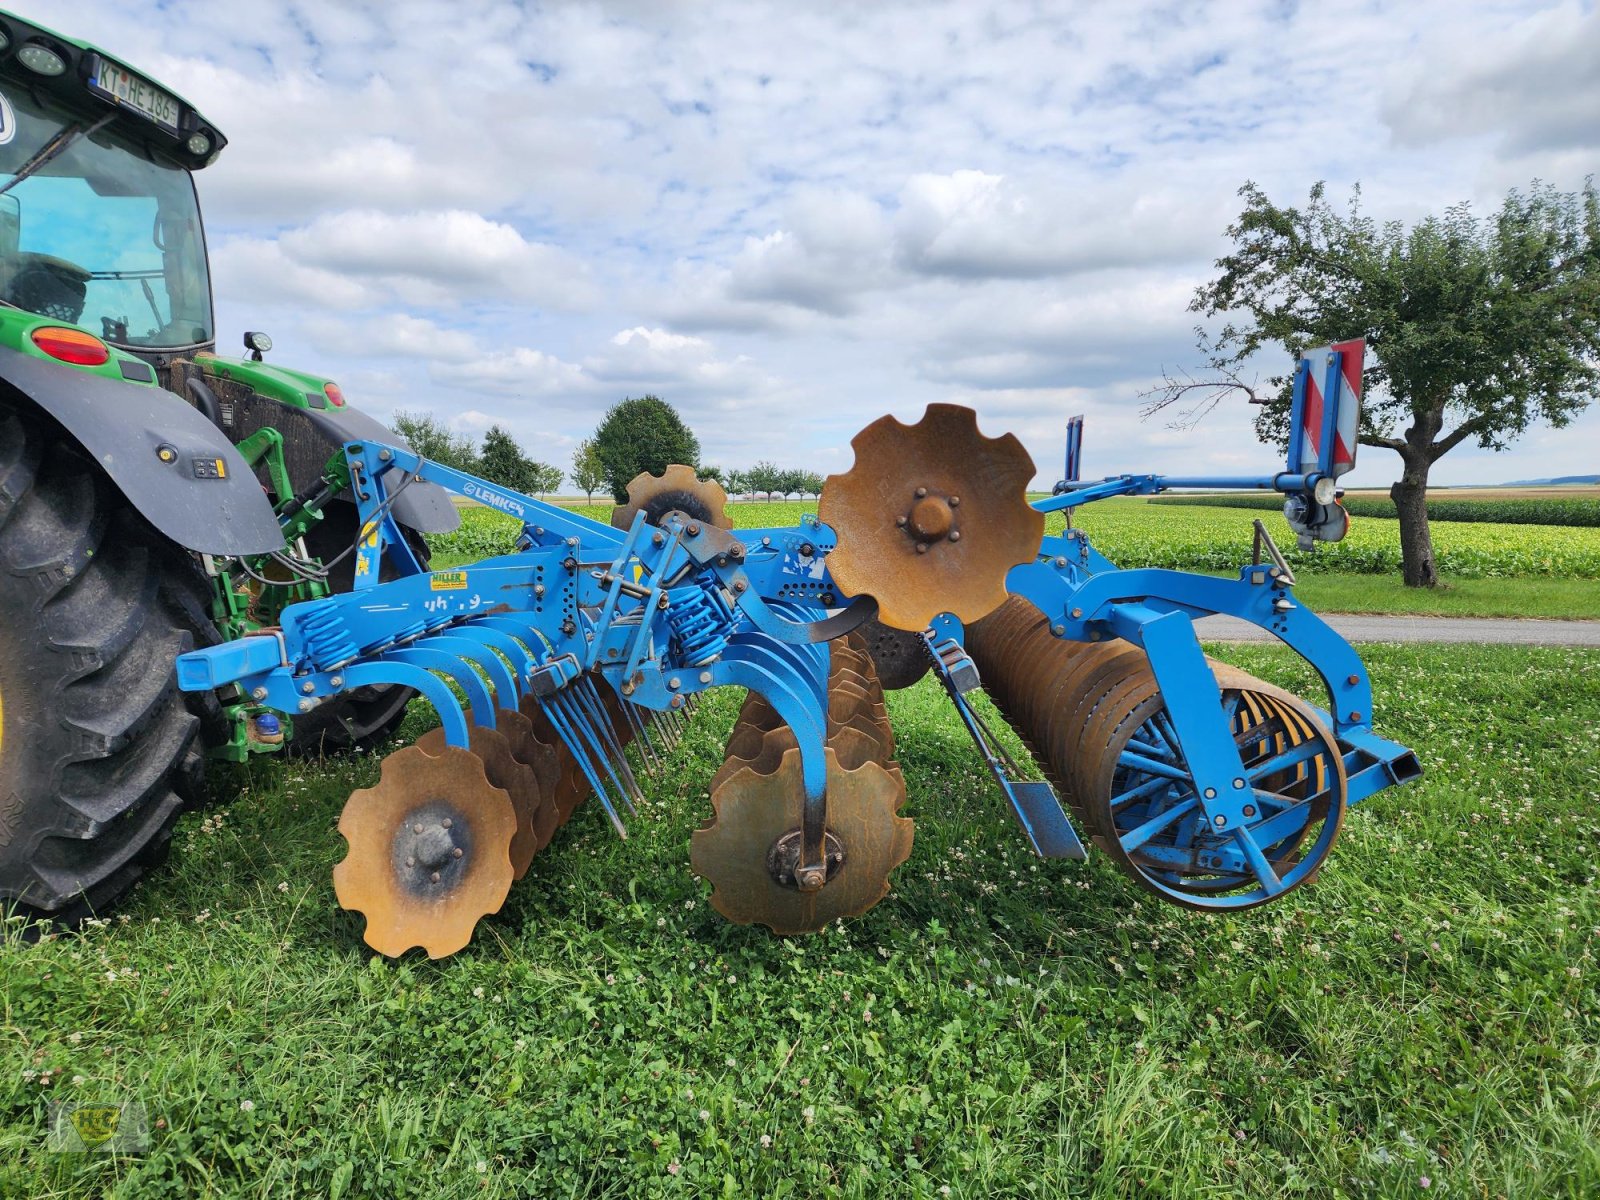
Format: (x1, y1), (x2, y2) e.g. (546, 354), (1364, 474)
(0, 82), (213, 350)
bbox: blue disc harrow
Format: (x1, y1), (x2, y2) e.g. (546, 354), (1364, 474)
(176, 344), (1420, 957)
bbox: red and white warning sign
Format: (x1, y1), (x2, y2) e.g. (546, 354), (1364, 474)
(1297, 338), (1364, 479)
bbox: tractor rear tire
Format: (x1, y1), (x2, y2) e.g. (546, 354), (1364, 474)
(284, 505), (427, 757)
(0, 402), (223, 921)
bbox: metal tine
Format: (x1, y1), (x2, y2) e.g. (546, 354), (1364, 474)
(553, 690), (639, 820)
(575, 676), (645, 807)
(652, 708), (681, 752)
(537, 694), (628, 838)
(619, 695), (663, 774)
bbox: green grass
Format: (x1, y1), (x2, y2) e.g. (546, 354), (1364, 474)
(1289, 574), (1600, 620)
(5, 644), (1599, 1198)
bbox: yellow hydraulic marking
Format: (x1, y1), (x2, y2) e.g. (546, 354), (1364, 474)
(215, 458), (227, 478)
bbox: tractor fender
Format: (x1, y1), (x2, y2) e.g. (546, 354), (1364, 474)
(0, 347), (284, 556)
(297, 405), (460, 534)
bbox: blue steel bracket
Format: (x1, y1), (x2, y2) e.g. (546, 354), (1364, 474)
(1103, 603), (1253, 830)
(1015, 565), (1377, 738)
(342, 439), (627, 567)
(1034, 471), (1328, 516)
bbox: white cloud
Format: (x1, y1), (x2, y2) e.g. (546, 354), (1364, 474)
(307, 314), (482, 363)
(583, 326), (780, 399)
(276, 210), (593, 309)
(10, 0), (1595, 484)
(453, 347), (590, 396)
(894, 171), (1227, 279)
(1383, 6), (1600, 160)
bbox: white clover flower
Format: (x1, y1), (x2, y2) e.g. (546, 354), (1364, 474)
(239, 1100), (255, 1112)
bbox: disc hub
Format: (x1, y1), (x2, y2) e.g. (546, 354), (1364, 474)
(392, 800), (472, 893)
(766, 828), (846, 892)
(904, 489), (958, 544)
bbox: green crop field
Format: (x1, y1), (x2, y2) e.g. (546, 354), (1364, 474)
(4, 643), (1598, 1198)
(1150, 492), (1600, 528)
(430, 499), (1600, 619)
(434, 498), (1600, 579)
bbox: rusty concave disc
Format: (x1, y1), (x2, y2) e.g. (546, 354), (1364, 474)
(818, 404), (1043, 632)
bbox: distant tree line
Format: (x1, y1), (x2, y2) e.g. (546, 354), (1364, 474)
(720, 463), (826, 501)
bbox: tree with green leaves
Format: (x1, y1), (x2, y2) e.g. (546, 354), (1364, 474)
(529, 461), (564, 499)
(1158, 179), (1600, 587)
(391, 410), (479, 473)
(724, 468), (748, 500)
(776, 467), (810, 499)
(592, 395), (701, 502)
(746, 460), (781, 501)
(798, 470), (825, 498)
(479, 424), (537, 493)
(571, 438), (605, 504)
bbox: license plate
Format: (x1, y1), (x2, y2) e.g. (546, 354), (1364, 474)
(90, 57), (181, 133)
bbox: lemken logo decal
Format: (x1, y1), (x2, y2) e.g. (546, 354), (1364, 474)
(0, 91), (15, 146)
(462, 479), (527, 519)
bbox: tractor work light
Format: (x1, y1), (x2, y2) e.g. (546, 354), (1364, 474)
(186, 131), (211, 156)
(0, 28), (11, 52)
(32, 326), (110, 366)
(17, 42), (66, 76)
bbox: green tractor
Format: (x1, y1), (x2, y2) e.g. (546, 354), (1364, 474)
(0, 11), (460, 921)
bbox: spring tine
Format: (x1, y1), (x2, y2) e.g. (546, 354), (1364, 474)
(634, 704), (666, 771)
(537, 695), (627, 838)
(577, 677), (645, 806)
(653, 708), (680, 752)
(620, 697), (662, 773)
(555, 691), (638, 819)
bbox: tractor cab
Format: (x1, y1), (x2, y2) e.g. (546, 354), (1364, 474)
(0, 12), (223, 360)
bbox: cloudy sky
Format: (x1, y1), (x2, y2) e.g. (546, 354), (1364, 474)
(26, 0), (1600, 488)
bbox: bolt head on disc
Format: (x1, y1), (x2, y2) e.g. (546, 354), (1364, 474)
(818, 404), (1043, 631)
(333, 744), (517, 959)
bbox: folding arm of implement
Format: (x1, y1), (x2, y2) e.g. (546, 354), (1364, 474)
(172, 339), (1419, 955)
